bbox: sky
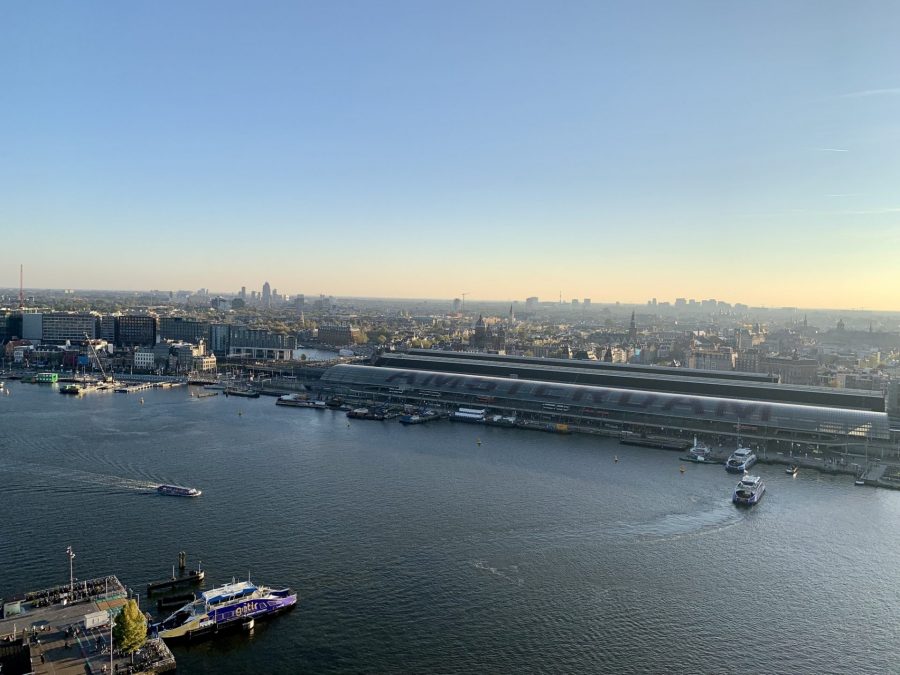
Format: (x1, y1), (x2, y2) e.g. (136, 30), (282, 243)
(1, 1), (899, 309)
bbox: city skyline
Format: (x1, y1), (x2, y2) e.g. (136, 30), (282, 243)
(2, 277), (897, 315)
(3, 2), (899, 310)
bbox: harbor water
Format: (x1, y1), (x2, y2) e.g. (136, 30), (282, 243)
(1, 381), (899, 673)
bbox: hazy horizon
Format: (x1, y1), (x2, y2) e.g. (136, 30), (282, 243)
(3, 283), (899, 315)
(3, 2), (899, 310)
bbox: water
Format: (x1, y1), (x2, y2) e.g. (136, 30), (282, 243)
(2, 381), (899, 673)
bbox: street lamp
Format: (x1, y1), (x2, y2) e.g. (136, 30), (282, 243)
(66, 546), (75, 597)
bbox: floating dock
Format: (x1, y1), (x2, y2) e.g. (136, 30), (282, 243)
(156, 593), (195, 611)
(620, 435), (692, 451)
(146, 568), (204, 595)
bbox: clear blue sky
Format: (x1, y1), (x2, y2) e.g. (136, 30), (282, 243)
(2, 1), (899, 308)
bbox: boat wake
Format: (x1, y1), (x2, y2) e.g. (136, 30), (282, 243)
(471, 560), (523, 586)
(608, 506), (742, 541)
(0, 459), (158, 493)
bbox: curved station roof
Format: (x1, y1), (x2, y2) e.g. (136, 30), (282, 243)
(321, 364), (891, 442)
(375, 352), (885, 413)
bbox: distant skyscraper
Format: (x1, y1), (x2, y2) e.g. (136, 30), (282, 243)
(240, 286), (246, 299)
(583, 298), (591, 306)
(525, 296), (538, 312)
(452, 298), (461, 312)
(262, 281), (271, 308)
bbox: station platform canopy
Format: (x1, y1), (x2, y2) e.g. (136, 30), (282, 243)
(321, 364), (891, 442)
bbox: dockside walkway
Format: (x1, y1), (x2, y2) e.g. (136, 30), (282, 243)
(0, 576), (175, 674)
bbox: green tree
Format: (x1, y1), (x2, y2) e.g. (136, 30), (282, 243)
(113, 599), (147, 654)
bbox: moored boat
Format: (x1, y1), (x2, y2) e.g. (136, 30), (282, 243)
(732, 474), (766, 505)
(399, 410), (440, 425)
(224, 387), (259, 398)
(687, 437), (712, 462)
(157, 484), (202, 498)
(153, 579), (297, 640)
(450, 407), (486, 423)
(347, 407), (391, 420)
(276, 394), (326, 408)
(725, 447), (757, 473)
(485, 414), (517, 428)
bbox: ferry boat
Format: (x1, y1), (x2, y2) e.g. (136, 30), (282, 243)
(59, 384), (83, 395)
(224, 387), (259, 398)
(449, 407), (486, 423)
(686, 437), (712, 462)
(399, 410), (440, 425)
(276, 394), (326, 408)
(732, 474), (766, 505)
(347, 407), (386, 420)
(153, 579), (297, 640)
(157, 484), (202, 498)
(725, 447), (757, 473)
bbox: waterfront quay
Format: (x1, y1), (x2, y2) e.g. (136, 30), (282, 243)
(0, 576), (175, 674)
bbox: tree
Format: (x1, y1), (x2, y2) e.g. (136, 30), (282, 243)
(113, 599), (147, 654)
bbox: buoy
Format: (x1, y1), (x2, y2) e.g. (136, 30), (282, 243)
(614, 455), (618, 463)
(476, 438), (482, 446)
(679, 465), (686, 474)
(238, 410), (243, 416)
(139, 397), (144, 405)
(347, 422), (350, 427)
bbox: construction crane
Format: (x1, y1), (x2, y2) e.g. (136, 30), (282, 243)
(84, 332), (111, 382)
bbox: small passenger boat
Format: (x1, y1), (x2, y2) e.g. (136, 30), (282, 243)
(157, 484), (202, 498)
(785, 464), (799, 475)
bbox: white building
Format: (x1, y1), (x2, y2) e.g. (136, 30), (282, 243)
(134, 349), (156, 370)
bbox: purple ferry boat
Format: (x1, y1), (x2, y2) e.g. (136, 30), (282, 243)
(153, 579), (297, 640)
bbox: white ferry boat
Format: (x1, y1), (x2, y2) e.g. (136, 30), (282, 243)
(724, 447), (757, 473)
(732, 474), (766, 505)
(157, 484), (202, 498)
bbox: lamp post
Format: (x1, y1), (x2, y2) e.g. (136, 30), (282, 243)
(108, 608), (114, 673)
(66, 547), (75, 597)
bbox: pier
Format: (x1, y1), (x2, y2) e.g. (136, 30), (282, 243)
(0, 576), (175, 674)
